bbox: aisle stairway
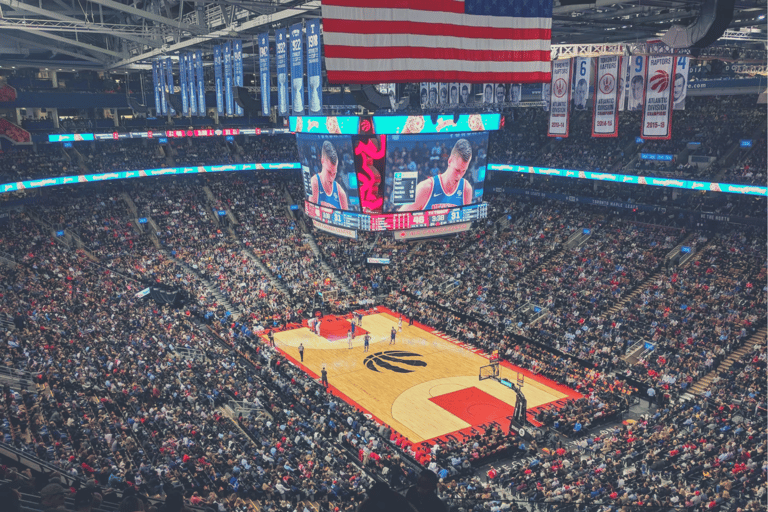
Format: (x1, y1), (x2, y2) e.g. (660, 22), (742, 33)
(684, 326), (767, 399)
(162, 249), (241, 320)
(303, 232), (353, 296)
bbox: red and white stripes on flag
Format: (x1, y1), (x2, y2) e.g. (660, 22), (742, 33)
(548, 59), (571, 137)
(592, 56), (620, 138)
(642, 55), (676, 140)
(321, 0), (553, 84)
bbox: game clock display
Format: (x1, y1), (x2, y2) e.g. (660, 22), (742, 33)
(304, 201), (487, 231)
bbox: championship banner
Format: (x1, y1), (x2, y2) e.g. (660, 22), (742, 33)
(547, 59), (571, 137)
(290, 23), (304, 114)
(187, 53), (197, 116)
(618, 56), (630, 112)
(164, 57), (175, 116)
(306, 19), (322, 113)
(234, 40), (244, 116)
(195, 50), (206, 115)
(214, 46), (224, 115)
(223, 42), (233, 116)
(642, 55), (675, 140)
(592, 55), (619, 137)
(573, 56), (591, 110)
(152, 61), (162, 115)
(276, 28), (289, 116)
(258, 33), (271, 116)
(628, 55), (646, 111)
(673, 56), (689, 110)
(180, 53), (189, 116)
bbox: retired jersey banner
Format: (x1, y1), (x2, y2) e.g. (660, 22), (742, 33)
(195, 51), (206, 115)
(187, 53), (197, 116)
(642, 55), (675, 140)
(164, 57), (175, 116)
(223, 42), (233, 116)
(628, 55), (646, 111)
(258, 33), (271, 116)
(152, 61), (163, 115)
(234, 40), (244, 116)
(673, 56), (689, 110)
(276, 28), (289, 116)
(592, 56), (620, 138)
(306, 19), (322, 114)
(548, 59), (571, 137)
(618, 56), (630, 112)
(290, 23), (304, 114)
(573, 56), (591, 111)
(214, 46), (224, 115)
(180, 53), (189, 116)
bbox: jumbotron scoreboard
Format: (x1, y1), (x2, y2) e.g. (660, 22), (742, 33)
(304, 201), (488, 231)
(293, 113), (499, 239)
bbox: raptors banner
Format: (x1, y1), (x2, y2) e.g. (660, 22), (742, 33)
(258, 33), (271, 116)
(187, 53), (197, 116)
(592, 55), (619, 137)
(180, 53), (189, 116)
(276, 29), (289, 116)
(617, 56), (630, 112)
(214, 46), (224, 115)
(152, 60), (162, 115)
(547, 59), (571, 137)
(642, 55), (675, 140)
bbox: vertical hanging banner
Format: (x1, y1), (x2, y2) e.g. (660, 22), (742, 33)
(187, 53), (197, 116)
(673, 57), (689, 110)
(180, 53), (189, 116)
(234, 40), (244, 116)
(628, 55), (646, 111)
(306, 19), (322, 114)
(289, 23), (304, 114)
(592, 55), (620, 138)
(642, 55), (675, 140)
(618, 56), (630, 112)
(276, 29), (288, 116)
(548, 59), (571, 137)
(214, 46), (224, 115)
(158, 61), (168, 116)
(196, 50), (206, 115)
(573, 57), (592, 110)
(258, 33), (271, 116)
(164, 57), (175, 116)
(223, 42), (233, 116)
(152, 61), (162, 115)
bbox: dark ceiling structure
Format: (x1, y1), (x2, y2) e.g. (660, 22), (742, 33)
(0, 0), (764, 74)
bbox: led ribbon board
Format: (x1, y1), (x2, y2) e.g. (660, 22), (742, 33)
(487, 163), (767, 197)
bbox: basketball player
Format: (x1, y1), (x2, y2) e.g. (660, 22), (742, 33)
(398, 139), (473, 212)
(364, 333), (370, 352)
(309, 141), (348, 209)
(390, 327), (396, 345)
(315, 318), (321, 336)
(398, 316), (403, 332)
(348, 329), (353, 349)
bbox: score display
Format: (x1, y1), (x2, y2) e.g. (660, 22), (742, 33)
(392, 171), (418, 204)
(304, 201), (487, 232)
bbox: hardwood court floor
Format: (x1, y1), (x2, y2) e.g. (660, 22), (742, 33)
(274, 312), (568, 442)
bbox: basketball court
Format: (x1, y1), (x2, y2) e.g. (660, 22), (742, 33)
(270, 308), (579, 443)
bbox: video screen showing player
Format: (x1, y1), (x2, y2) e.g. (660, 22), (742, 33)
(383, 132), (488, 212)
(298, 134), (361, 211)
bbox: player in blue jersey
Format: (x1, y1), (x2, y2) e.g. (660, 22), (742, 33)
(398, 138), (474, 211)
(309, 140), (349, 209)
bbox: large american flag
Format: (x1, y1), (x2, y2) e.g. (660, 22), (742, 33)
(321, 0), (552, 84)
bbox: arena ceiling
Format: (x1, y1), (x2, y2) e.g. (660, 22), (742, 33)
(0, 0), (764, 73)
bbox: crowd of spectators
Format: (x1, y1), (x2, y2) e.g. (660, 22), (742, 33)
(0, 112), (764, 512)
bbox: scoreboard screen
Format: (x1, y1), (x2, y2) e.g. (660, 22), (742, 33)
(304, 201), (487, 232)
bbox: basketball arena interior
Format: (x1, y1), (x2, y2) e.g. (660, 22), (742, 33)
(0, 1), (766, 512)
